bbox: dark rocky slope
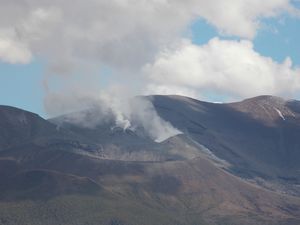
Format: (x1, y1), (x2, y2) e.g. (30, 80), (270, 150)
(0, 95), (300, 225)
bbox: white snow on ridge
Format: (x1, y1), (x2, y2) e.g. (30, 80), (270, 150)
(274, 108), (285, 120)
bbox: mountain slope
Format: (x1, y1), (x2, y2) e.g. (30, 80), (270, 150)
(0, 106), (55, 149)
(151, 95), (300, 195)
(0, 96), (300, 225)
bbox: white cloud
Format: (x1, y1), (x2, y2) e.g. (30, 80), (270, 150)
(0, 1), (299, 122)
(0, 37), (32, 64)
(145, 83), (199, 99)
(192, 0), (298, 39)
(0, 0), (298, 67)
(144, 38), (300, 100)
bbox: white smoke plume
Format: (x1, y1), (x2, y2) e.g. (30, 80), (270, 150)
(46, 86), (182, 142)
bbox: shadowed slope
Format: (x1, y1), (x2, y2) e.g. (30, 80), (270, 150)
(151, 95), (300, 190)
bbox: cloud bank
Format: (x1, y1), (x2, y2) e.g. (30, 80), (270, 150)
(144, 38), (300, 100)
(0, 0), (298, 69)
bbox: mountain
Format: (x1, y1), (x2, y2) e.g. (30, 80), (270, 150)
(0, 106), (56, 149)
(0, 96), (300, 225)
(151, 95), (300, 195)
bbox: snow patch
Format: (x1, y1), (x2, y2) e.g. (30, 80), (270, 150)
(274, 108), (285, 120)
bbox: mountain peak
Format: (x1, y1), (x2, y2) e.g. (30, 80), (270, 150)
(242, 95), (286, 105)
(229, 95), (298, 125)
(0, 105), (37, 126)
(0, 105), (58, 150)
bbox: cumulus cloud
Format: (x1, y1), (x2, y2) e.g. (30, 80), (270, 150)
(1, 0), (299, 95)
(0, 0), (298, 67)
(145, 84), (200, 99)
(0, 36), (32, 64)
(193, 0), (299, 39)
(144, 38), (300, 100)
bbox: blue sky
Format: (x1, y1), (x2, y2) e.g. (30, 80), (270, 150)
(0, 60), (45, 115)
(191, 16), (300, 65)
(0, 2), (300, 117)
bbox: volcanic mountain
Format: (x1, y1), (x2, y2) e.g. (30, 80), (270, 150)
(0, 95), (300, 225)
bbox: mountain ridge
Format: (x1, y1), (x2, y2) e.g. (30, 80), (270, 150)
(1, 95), (300, 225)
